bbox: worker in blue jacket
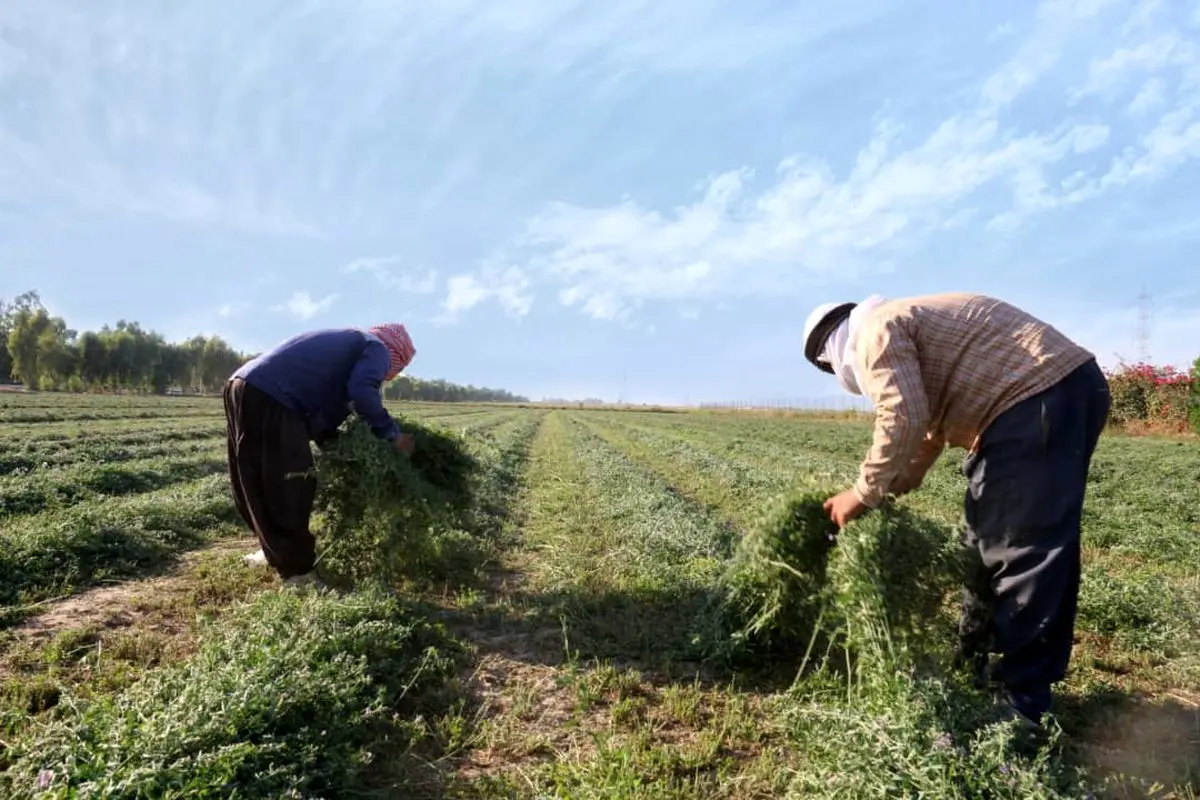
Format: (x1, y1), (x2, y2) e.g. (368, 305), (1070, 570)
(222, 323), (417, 588)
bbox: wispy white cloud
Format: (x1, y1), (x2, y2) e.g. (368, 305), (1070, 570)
(1073, 33), (1192, 100)
(980, 0), (1124, 111)
(438, 263), (532, 323)
(342, 257), (437, 294)
(1128, 77), (1169, 116)
(492, 105), (1112, 317)
(217, 301), (250, 319)
(273, 291), (338, 320)
(437, 0), (1200, 323)
(1121, 0), (1166, 36)
(0, 0), (895, 244)
(1101, 105), (1200, 186)
(989, 22), (1016, 41)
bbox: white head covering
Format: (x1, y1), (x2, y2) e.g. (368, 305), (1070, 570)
(803, 295), (888, 396)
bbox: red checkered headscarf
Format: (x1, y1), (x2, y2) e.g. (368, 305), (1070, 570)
(369, 323), (416, 380)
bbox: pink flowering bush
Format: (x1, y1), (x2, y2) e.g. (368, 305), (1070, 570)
(1105, 361), (1197, 434)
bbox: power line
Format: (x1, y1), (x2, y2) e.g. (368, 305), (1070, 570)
(1135, 286), (1152, 363)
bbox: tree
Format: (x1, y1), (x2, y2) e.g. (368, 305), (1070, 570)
(0, 288), (524, 401)
(37, 319), (78, 390)
(0, 290), (44, 383)
(383, 374), (528, 403)
(152, 342), (193, 394)
(198, 336), (245, 392)
(78, 331), (109, 389)
(7, 307), (55, 390)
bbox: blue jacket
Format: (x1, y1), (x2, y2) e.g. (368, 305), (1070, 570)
(233, 328), (401, 442)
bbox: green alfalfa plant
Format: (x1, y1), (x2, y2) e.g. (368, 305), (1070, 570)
(824, 505), (967, 688)
(731, 493), (1089, 798)
(310, 416), (481, 589)
(719, 485), (965, 676)
(719, 487), (838, 658)
(0, 588), (464, 798)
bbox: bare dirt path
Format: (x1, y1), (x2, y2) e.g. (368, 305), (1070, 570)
(7, 537), (265, 648)
(0, 535), (278, 724)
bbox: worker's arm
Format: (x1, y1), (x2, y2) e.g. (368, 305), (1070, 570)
(346, 341), (402, 441)
(890, 431), (945, 497)
(852, 319), (931, 508)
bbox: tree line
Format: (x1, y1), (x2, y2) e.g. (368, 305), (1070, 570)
(383, 375), (527, 403)
(0, 291), (248, 394)
(0, 290), (528, 403)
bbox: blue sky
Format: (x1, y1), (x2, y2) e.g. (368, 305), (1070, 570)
(2, 0), (1199, 405)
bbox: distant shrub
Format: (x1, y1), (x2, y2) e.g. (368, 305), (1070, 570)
(1191, 356), (1200, 434)
(1105, 361), (1194, 434)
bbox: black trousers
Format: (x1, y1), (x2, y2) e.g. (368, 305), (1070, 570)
(958, 360), (1111, 718)
(222, 378), (317, 579)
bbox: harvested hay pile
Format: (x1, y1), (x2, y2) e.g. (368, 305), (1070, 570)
(720, 486), (965, 672)
(312, 417), (481, 588)
(722, 488), (1093, 797)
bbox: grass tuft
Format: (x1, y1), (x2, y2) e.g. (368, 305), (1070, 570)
(0, 587), (464, 798)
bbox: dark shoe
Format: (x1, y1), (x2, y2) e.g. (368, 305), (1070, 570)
(994, 691), (1040, 731)
(993, 686), (1057, 752)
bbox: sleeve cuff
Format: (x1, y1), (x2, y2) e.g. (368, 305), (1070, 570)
(852, 479), (885, 509)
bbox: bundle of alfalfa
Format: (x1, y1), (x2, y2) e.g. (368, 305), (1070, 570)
(311, 416), (481, 588)
(719, 484), (966, 678)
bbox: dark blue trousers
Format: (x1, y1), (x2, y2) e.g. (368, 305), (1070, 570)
(958, 359), (1111, 719)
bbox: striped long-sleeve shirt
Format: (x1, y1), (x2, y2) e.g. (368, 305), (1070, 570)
(849, 293), (1098, 508)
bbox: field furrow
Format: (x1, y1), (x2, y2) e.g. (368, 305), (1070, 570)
(0, 451), (226, 518)
(0, 435), (223, 476)
(0, 418), (225, 445)
(443, 411), (790, 797)
(0, 408), (226, 424)
(0, 476), (242, 615)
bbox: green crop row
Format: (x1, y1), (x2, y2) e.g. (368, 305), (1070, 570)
(0, 435), (223, 476)
(0, 410), (551, 798)
(0, 452), (227, 518)
(0, 418), (224, 445)
(0, 587), (466, 798)
(0, 476), (242, 616)
(0, 408), (225, 424)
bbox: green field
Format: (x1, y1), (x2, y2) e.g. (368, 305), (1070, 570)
(0, 393), (1196, 798)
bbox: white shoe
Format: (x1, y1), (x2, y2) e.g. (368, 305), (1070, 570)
(243, 549), (268, 567)
(283, 571), (327, 590)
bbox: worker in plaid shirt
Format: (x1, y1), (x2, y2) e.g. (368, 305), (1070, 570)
(802, 292), (1111, 729)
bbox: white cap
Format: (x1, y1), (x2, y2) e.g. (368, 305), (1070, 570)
(803, 301), (855, 373)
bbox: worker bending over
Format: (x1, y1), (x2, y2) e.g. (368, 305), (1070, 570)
(802, 292), (1110, 728)
(222, 323), (417, 588)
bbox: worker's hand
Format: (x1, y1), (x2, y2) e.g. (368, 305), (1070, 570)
(824, 489), (868, 529)
(393, 432), (415, 457)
